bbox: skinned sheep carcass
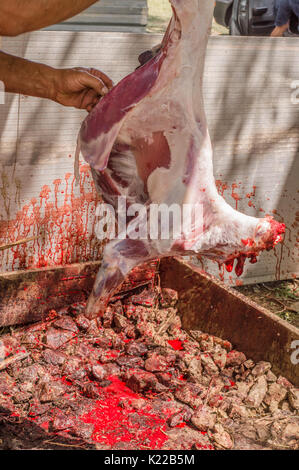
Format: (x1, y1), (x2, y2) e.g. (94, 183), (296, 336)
(77, 0), (285, 318)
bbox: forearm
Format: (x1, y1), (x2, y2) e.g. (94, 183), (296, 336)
(0, 0), (98, 36)
(0, 50), (113, 110)
(0, 51), (56, 100)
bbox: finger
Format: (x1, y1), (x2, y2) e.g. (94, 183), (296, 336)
(79, 88), (100, 110)
(75, 67), (114, 90)
(88, 68), (114, 90)
(77, 71), (110, 97)
(86, 96), (99, 113)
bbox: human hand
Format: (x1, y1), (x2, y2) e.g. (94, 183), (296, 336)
(52, 67), (113, 111)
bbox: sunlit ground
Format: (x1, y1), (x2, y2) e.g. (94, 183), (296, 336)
(147, 0), (229, 35)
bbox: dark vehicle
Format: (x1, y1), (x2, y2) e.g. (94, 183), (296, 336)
(214, 0), (299, 36)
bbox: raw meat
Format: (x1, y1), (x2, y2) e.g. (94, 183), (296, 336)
(77, 0), (285, 318)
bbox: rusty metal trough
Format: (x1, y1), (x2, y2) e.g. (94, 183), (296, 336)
(0, 257), (298, 386)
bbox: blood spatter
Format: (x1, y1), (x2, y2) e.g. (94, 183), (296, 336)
(0, 163), (102, 271)
(168, 339), (184, 351)
(79, 376), (170, 448)
(235, 255), (246, 277)
(225, 259), (234, 273)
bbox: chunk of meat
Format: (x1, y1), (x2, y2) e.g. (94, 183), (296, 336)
(77, 0), (285, 318)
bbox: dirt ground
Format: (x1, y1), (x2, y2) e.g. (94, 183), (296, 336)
(235, 280), (299, 329)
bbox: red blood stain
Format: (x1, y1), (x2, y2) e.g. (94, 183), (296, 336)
(225, 259), (234, 273)
(220, 263), (226, 281)
(178, 375), (187, 381)
(250, 255), (257, 264)
(241, 238), (254, 247)
(246, 186), (256, 199)
(80, 376), (169, 448)
(39, 421), (49, 431)
(0, 163), (102, 270)
(231, 183), (241, 210)
(168, 339), (184, 351)
(60, 376), (73, 387)
(215, 180), (228, 197)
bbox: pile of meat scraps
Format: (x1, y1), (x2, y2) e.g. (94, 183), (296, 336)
(0, 282), (298, 450)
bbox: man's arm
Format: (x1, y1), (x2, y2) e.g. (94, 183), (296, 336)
(0, 51), (113, 111)
(0, 0), (98, 36)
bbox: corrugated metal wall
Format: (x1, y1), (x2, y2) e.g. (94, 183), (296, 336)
(0, 32), (298, 285)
